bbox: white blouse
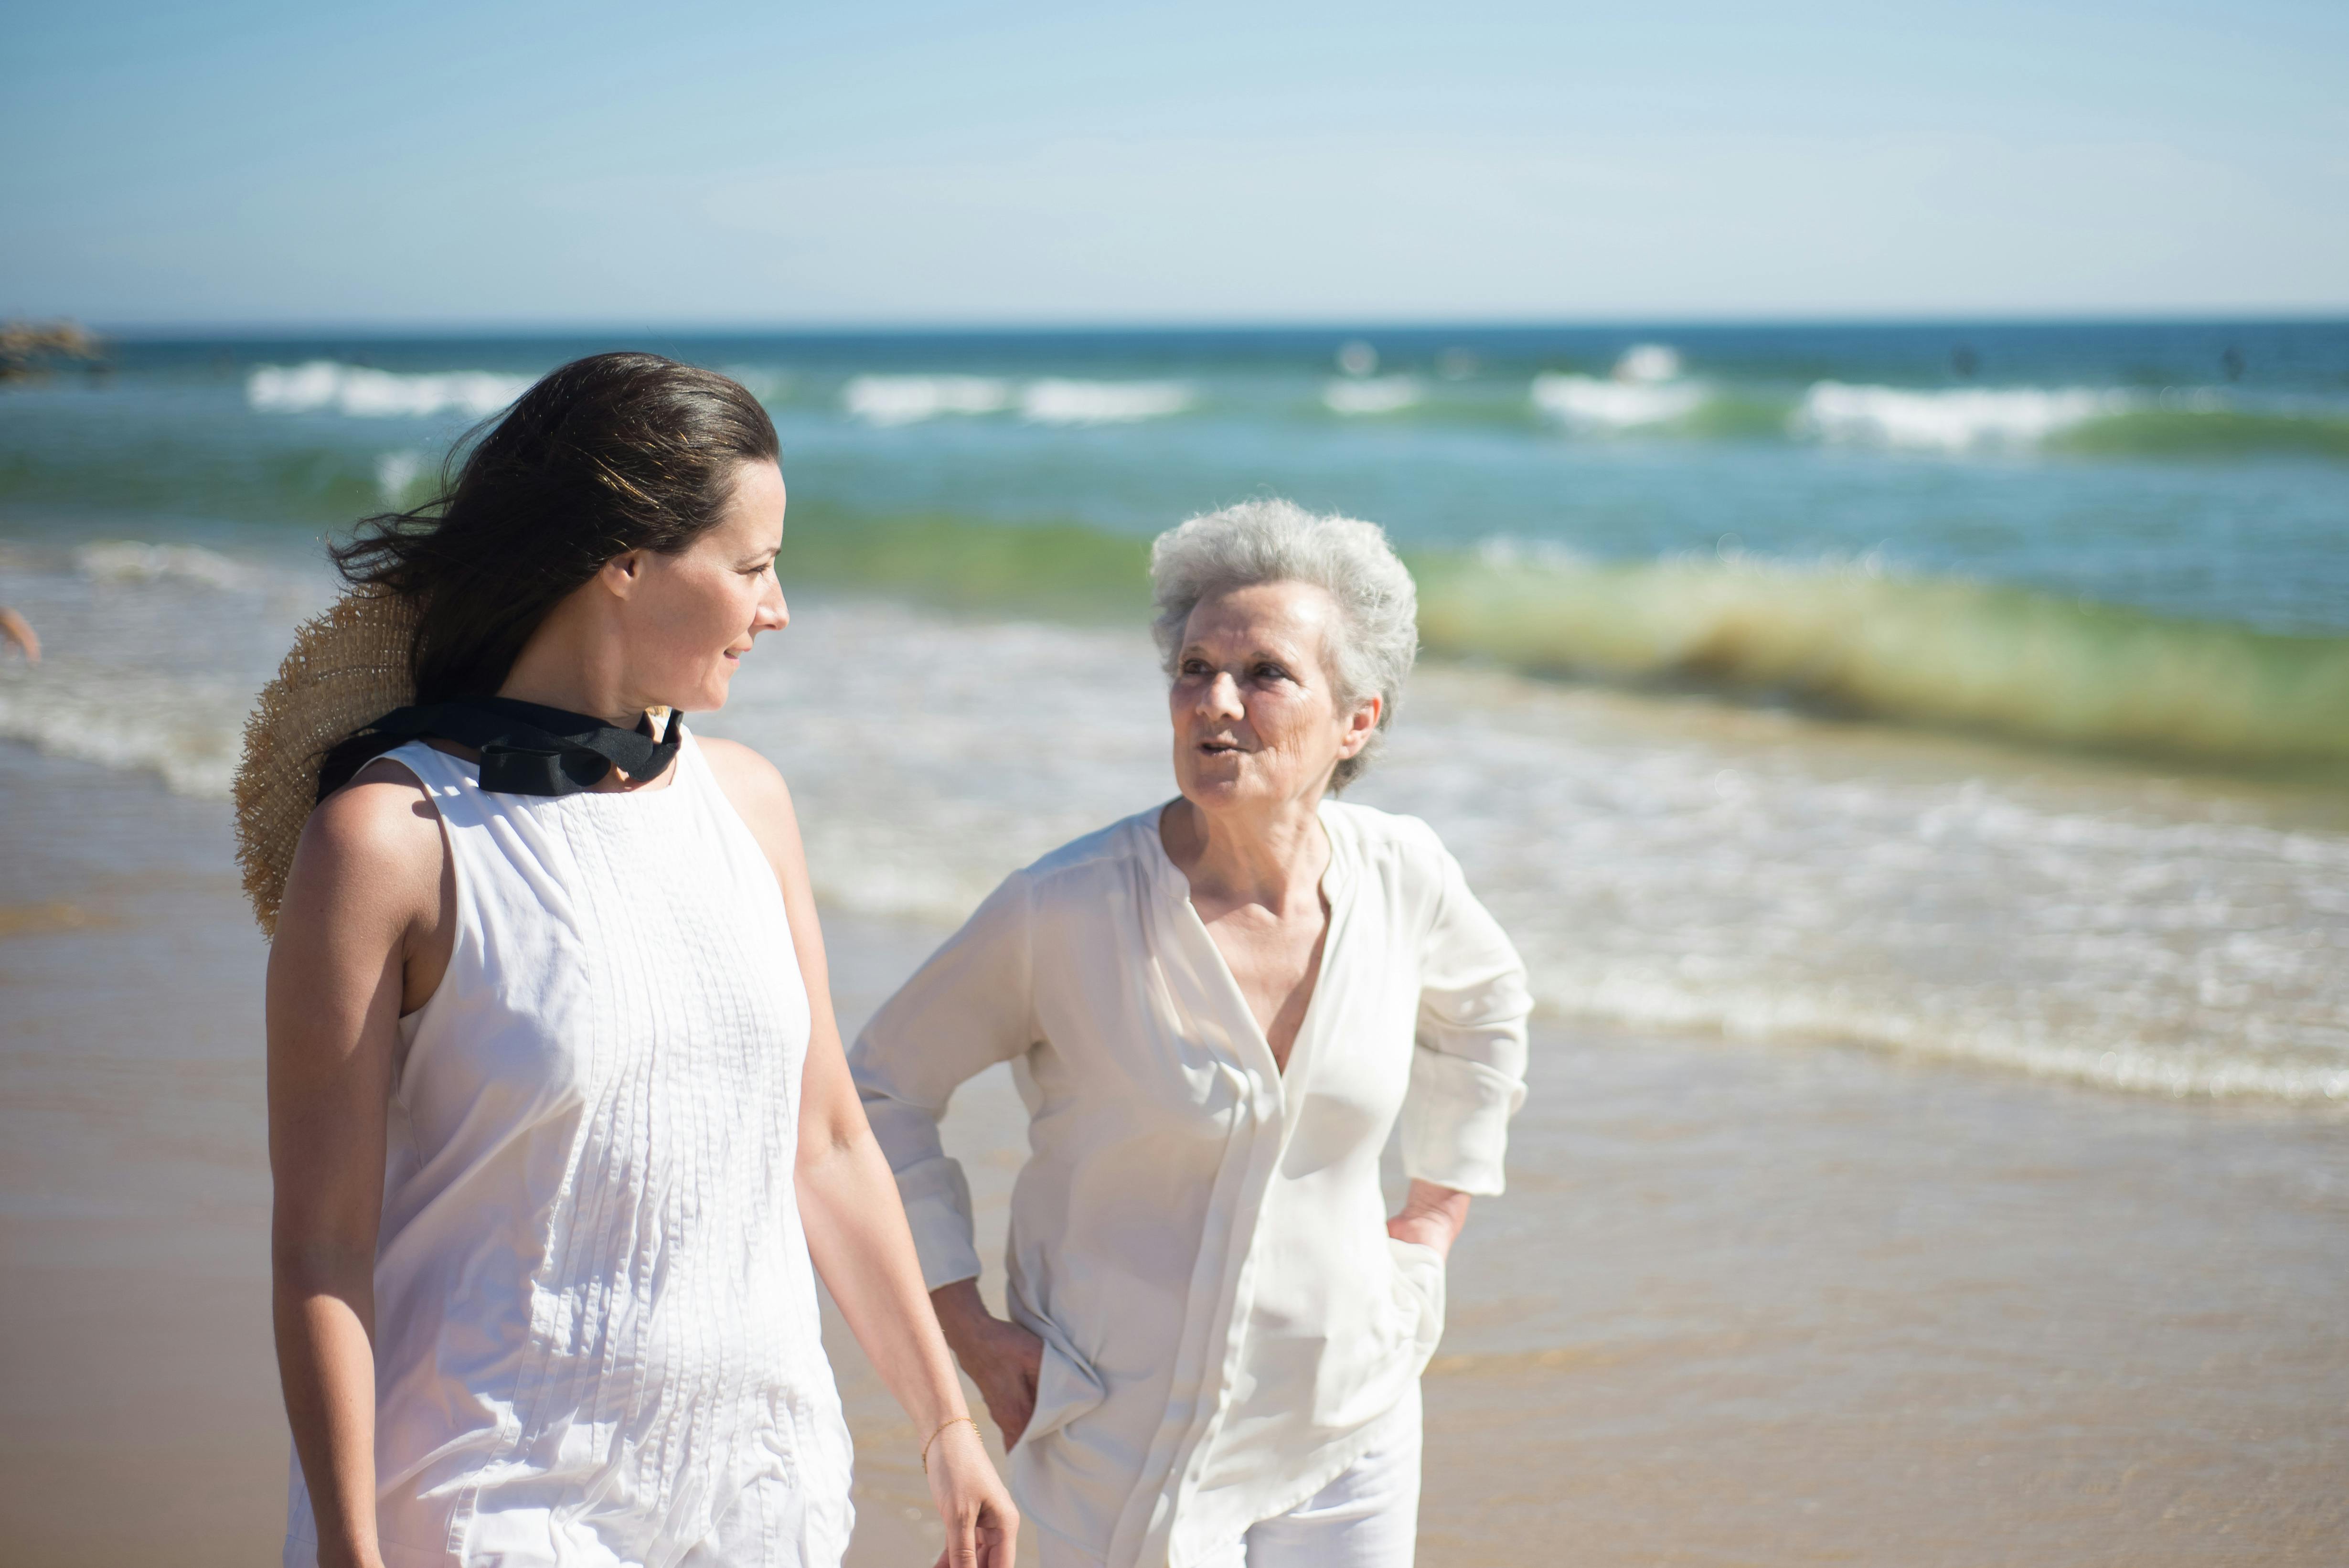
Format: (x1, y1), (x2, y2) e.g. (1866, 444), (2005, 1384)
(849, 800), (1530, 1568)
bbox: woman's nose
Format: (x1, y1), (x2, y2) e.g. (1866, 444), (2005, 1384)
(1201, 671), (1245, 719)
(756, 585), (789, 632)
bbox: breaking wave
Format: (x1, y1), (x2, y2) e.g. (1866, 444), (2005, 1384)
(764, 509), (2349, 771)
(1019, 378), (1193, 425)
(1324, 376), (1425, 416)
(1794, 382), (2133, 451)
(843, 374), (1014, 425)
(1419, 545), (2349, 768)
(247, 362), (532, 419)
(76, 541), (261, 590)
(1530, 342), (1708, 431)
(842, 375), (1193, 427)
(1531, 373), (1709, 430)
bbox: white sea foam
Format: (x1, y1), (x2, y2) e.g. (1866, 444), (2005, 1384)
(12, 539), (2347, 1108)
(1793, 382), (2132, 451)
(247, 362), (531, 420)
(76, 542), (259, 591)
(0, 666), (247, 799)
(841, 375), (1014, 426)
(689, 598), (2349, 1106)
(1613, 343), (1684, 384)
(1530, 343), (1711, 430)
(1, 544), (326, 798)
(1018, 379), (1193, 426)
(1323, 376), (1423, 416)
(1530, 373), (1706, 430)
(841, 375), (1193, 427)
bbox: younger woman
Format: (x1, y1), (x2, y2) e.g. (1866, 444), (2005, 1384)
(259, 354), (1015, 1568)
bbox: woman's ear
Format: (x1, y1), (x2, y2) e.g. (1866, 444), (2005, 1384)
(1337, 694), (1382, 758)
(600, 550), (647, 599)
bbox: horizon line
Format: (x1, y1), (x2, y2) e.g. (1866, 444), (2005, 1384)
(55, 307), (2349, 341)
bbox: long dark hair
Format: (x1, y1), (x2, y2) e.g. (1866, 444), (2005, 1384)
(333, 351), (779, 703)
(314, 352), (777, 797)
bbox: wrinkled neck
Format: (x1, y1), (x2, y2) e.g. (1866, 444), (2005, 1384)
(1164, 795), (1330, 915)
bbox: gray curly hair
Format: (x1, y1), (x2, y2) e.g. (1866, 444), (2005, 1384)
(1148, 498), (1419, 789)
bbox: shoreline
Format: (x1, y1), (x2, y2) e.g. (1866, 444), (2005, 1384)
(7, 525), (2349, 1109)
(2, 741), (2343, 1564)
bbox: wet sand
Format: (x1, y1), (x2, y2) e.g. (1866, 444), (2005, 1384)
(2, 742), (2344, 1565)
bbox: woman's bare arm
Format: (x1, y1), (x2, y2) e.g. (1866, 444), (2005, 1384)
(266, 766), (448, 1568)
(705, 738), (1018, 1568)
(0, 605), (40, 662)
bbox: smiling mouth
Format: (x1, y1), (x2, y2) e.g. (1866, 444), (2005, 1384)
(1198, 739), (1245, 755)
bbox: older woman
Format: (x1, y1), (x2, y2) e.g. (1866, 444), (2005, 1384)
(850, 500), (1531, 1568)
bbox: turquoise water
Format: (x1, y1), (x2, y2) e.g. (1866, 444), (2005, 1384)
(10, 322), (2349, 627)
(6, 321), (2347, 766)
(3, 322), (2347, 1100)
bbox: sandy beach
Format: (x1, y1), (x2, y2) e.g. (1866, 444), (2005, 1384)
(8, 0), (2349, 1549)
(5, 739), (2342, 1566)
(13, 0), (2349, 1544)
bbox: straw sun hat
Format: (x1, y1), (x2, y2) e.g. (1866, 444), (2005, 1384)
(233, 588), (420, 936)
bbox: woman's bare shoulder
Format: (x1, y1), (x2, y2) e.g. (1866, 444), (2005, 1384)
(283, 758), (447, 922)
(696, 736), (807, 882)
(697, 735), (794, 817)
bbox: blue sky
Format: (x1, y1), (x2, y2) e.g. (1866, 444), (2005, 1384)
(4, 0), (2344, 327)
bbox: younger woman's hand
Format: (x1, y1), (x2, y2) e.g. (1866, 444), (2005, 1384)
(925, 1416), (1019, 1568)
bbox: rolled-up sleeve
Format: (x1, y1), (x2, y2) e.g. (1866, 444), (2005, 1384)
(1402, 844), (1531, 1196)
(848, 870), (1036, 1290)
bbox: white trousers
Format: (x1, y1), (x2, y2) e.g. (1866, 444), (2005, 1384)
(1191, 1384), (1422, 1568)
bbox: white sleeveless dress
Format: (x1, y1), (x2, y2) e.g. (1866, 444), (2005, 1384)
(285, 733), (854, 1568)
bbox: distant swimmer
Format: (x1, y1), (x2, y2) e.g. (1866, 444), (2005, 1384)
(0, 606), (38, 663)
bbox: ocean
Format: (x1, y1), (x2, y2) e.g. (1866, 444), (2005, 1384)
(4, 320), (2344, 1103)
(4, 321), (2348, 1564)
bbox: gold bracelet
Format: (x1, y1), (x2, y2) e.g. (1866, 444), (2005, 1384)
(921, 1414), (981, 1473)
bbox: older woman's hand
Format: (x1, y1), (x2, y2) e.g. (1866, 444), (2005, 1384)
(1385, 1179), (1472, 1259)
(931, 1280), (1047, 1448)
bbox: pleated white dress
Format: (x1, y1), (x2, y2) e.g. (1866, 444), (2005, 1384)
(284, 734), (854, 1568)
